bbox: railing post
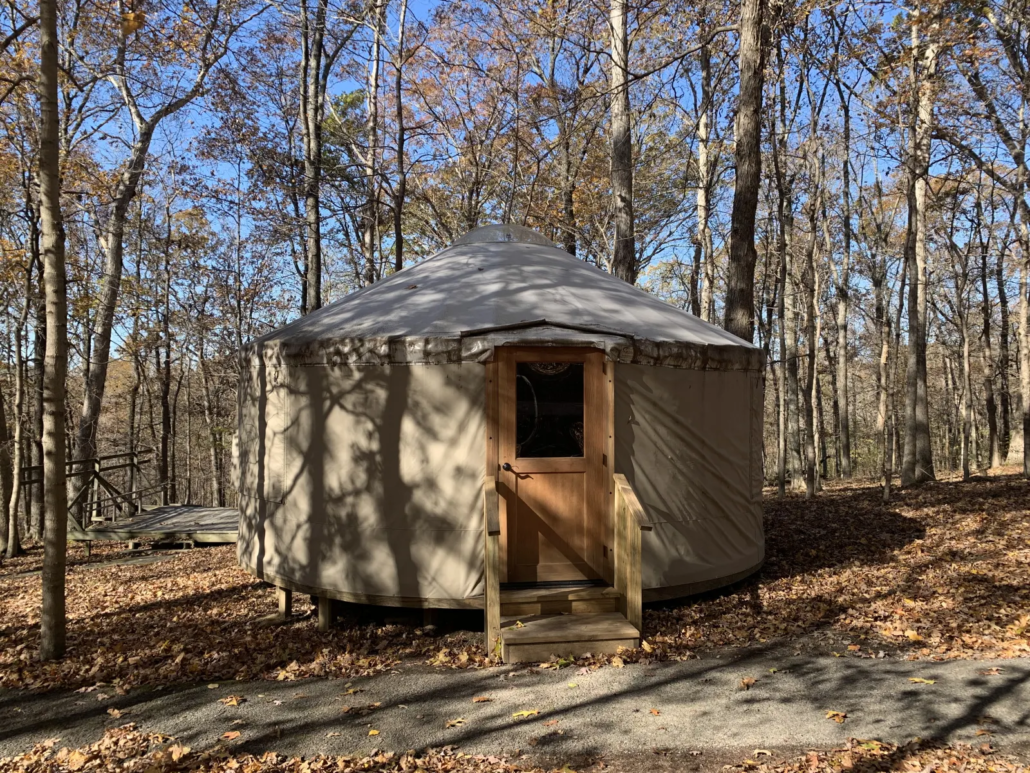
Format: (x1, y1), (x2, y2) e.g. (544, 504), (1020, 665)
(90, 458), (101, 524)
(483, 476), (501, 658)
(612, 473), (652, 634)
(129, 451), (138, 515)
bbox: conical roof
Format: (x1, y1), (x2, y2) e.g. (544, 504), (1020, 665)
(252, 226), (761, 371)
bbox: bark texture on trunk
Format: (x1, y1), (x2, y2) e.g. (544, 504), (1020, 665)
(39, 0), (69, 660)
(901, 20), (937, 486)
(300, 0), (327, 311)
(609, 0), (636, 284)
(724, 0), (765, 342)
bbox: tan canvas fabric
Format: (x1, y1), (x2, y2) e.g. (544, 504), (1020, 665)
(614, 365), (764, 591)
(238, 361), (487, 601)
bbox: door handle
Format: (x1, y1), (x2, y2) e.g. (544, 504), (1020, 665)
(502, 462), (513, 472)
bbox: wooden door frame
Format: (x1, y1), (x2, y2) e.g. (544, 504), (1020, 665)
(485, 346), (615, 584)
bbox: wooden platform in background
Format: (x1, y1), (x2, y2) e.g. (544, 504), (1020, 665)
(70, 505), (238, 544)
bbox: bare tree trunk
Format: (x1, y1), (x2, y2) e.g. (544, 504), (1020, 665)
(300, 0), (328, 311)
(998, 245), (1013, 459)
(978, 201), (1002, 468)
(697, 23), (715, 322)
(961, 309), (973, 480)
(199, 341), (225, 508)
(834, 94), (853, 477)
(609, 0), (636, 284)
(363, 0), (385, 286)
(1020, 239), (1030, 476)
(392, 0), (408, 274)
(901, 22), (937, 486)
(39, 0), (69, 659)
(0, 384), (13, 556)
(724, 0), (765, 341)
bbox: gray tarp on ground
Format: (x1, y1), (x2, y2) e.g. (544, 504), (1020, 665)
(238, 227), (764, 604)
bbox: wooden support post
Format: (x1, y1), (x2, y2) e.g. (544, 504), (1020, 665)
(129, 451), (138, 514)
(277, 587), (293, 619)
(91, 458), (101, 523)
(612, 473), (652, 634)
(483, 476), (501, 657)
(318, 595), (333, 632)
(83, 541), (91, 557)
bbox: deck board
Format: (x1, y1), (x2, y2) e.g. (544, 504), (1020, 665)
(72, 506), (238, 543)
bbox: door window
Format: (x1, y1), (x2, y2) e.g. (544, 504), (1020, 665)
(515, 362), (584, 458)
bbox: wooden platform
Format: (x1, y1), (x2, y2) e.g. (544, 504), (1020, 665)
(70, 505), (238, 544)
(501, 611), (639, 663)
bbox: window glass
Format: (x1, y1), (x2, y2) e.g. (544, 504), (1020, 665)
(515, 362), (584, 457)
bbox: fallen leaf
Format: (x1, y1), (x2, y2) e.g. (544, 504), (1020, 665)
(66, 750), (90, 771)
(908, 678), (936, 684)
(368, 729), (380, 736)
(739, 677), (757, 690)
(221, 731), (241, 740)
(208, 684), (220, 690)
(219, 695), (245, 706)
(641, 640), (653, 653)
(543, 719), (560, 727)
(567, 682), (578, 688)
(611, 656), (625, 668)
(650, 708), (661, 716)
(512, 709), (539, 719)
(325, 732), (340, 738)
(446, 718), (466, 728)
(472, 696), (491, 703)
(826, 711), (847, 724)
(168, 744), (190, 762)
(106, 708), (126, 718)
(980, 668), (1003, 676)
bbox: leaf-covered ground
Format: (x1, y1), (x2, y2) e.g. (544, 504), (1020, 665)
(1, 472), (1028, 692)
(647, 471), (1030, 661)
(1, 725), (1027, 773)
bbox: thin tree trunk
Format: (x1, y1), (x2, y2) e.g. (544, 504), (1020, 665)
(697, 22), (715, 322)
(0, 383), (13, 556)
(39, 0), (69, 659)
(609, 0), (636, 284)
(724, 0), (765, 341)
(998, 244), (1013, 459)
(978, 202), (1001, 467)
(392, 0), (408, 273)
(363, 0), (385, 286)
(300, 0), (328, 311)
(835, 96), (853, 477)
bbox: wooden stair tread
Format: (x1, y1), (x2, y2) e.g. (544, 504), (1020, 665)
(501, 612), (638, 645)
(500, 585), (619, 604)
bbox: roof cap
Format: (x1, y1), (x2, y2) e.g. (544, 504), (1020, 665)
(452, 223), (557, 248)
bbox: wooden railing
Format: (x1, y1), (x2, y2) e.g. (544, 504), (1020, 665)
(483, 475), (501, 657)
(613, 473), (653, 633)
(20, 450), (156, 529)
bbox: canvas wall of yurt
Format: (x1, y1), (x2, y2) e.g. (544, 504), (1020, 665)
(237, 224), (764, 609)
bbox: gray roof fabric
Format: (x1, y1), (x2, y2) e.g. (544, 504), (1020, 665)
(250, 230), (761, 370)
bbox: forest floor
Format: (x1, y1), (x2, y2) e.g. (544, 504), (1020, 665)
(1, 470), (1028, 771)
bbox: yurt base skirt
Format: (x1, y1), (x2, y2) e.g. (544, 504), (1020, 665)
(240, 556), (765, 611)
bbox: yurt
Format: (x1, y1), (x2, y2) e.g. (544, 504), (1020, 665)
(237, 224), (764, 640)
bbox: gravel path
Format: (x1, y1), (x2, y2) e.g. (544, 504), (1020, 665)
(2, 649), (1029, 765)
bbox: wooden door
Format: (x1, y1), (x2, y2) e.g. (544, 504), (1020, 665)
(496, 347), (607, 583)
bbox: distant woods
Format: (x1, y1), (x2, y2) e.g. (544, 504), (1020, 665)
(2, 0), (1030, 567)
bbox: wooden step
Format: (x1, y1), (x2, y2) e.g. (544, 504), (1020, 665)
(500, 584), (620, 616)
(501, 612), (639, 663)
